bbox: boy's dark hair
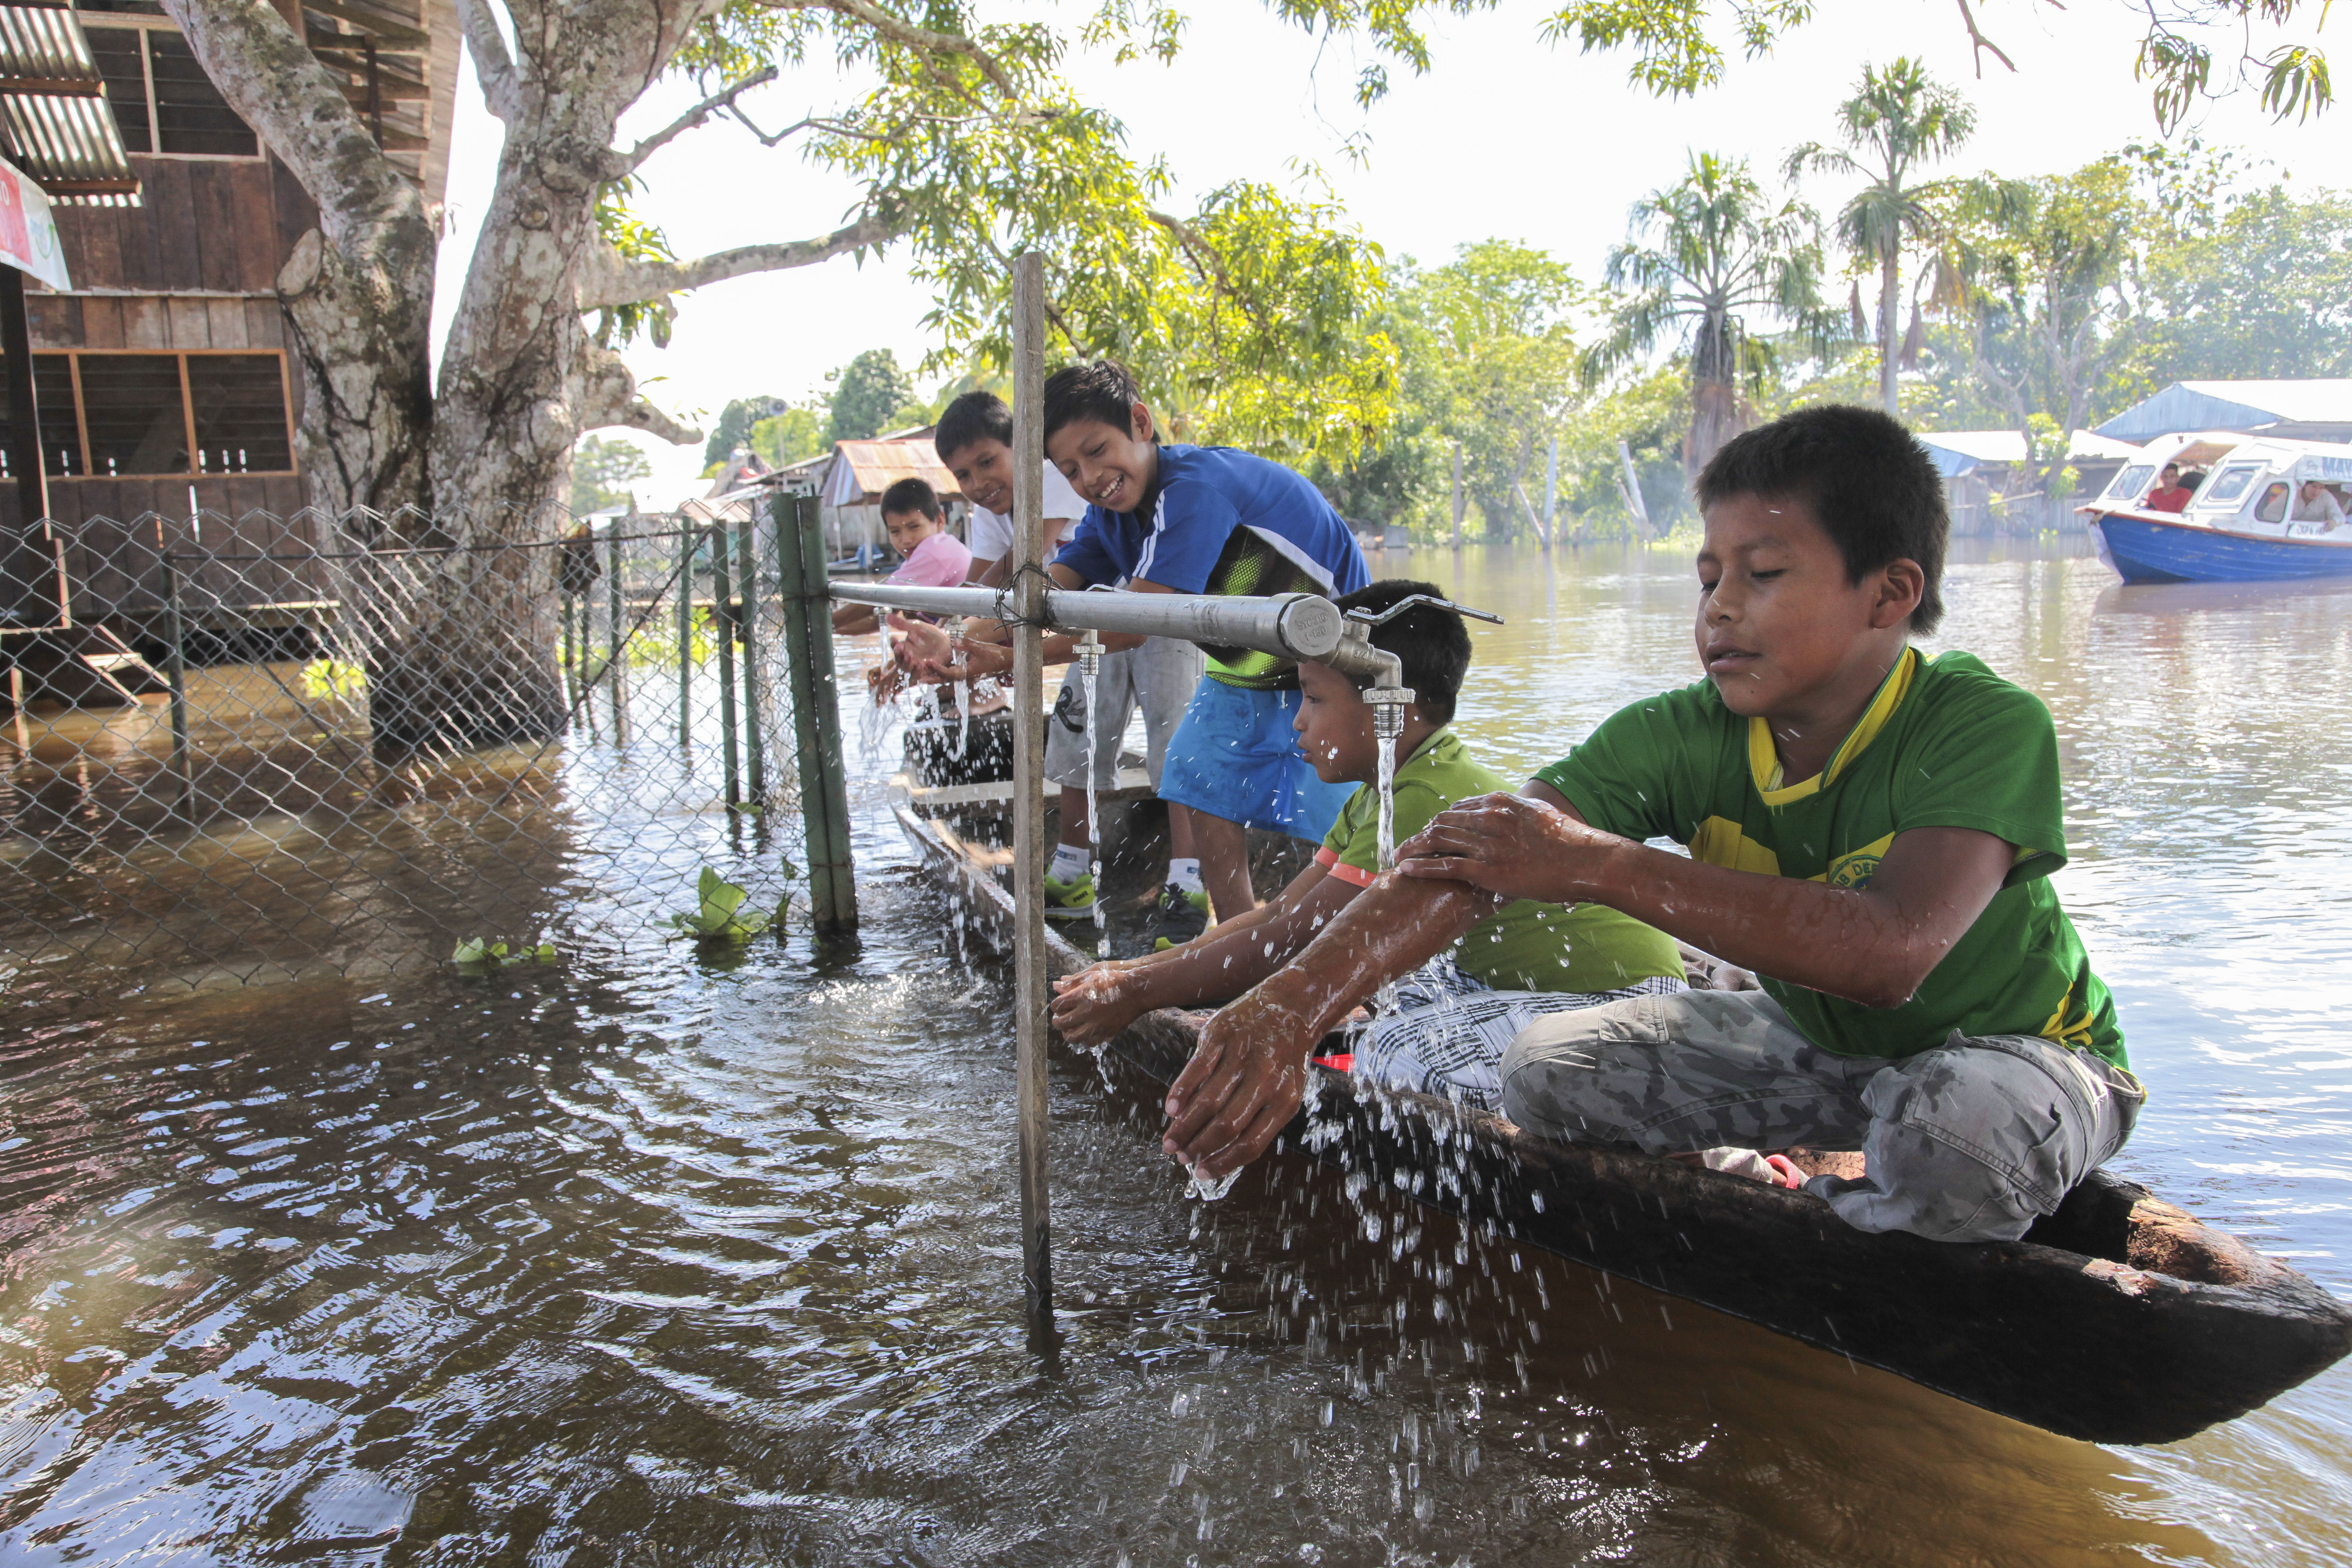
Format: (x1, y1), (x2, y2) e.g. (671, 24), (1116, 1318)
(1695, 404), (1949, 634)
(1332, 580), (1472, 725)
(881, 476), (942, 520)
(1042, 361), (1144, 442)
(934, 390), (1012, 463)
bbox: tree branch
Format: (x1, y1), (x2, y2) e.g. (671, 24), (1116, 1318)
(609, 63), (779, 176)
(1954, 0), (2018, 78)
(576, 206), (902, 308)
(764, 0), (1016, 96)
(451, 0), (520, 120)
(578, 344), (702, 444)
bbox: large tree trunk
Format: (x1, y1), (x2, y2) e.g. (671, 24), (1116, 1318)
(1876, 248), (1901, 418)
(1684, 311), (1750, 480)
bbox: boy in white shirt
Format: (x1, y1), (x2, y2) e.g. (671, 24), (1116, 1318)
(934, 392), (1204, 926)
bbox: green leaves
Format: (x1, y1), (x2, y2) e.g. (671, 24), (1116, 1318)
(669, 867), (773, 943)
(452, 938), (558, 968)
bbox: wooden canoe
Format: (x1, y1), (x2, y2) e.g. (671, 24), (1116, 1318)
(892, 791), (2352, 1445)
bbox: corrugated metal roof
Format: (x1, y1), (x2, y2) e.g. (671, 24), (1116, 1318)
(0, 5), (98, 91)
(1916, 428), (2142, 479)
(822, 439), (962, 508)
(0, 5), (136, 206)
(1, 90), (136, 202)
(2097, 380), (2352, 444)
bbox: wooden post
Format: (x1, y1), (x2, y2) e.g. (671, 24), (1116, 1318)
(561, 591), (577, 707)
(736, 512), (765, 803)
(1009, 250), (1054, 1351)
(712, 524), (740, 806)
(162, 551), (190, 800)
(676, 518), (694, 747)
(605, 523), (629, 742)
(1451, 441), (1465, 550)
(776, 489), (856, 935)
(1545, 433), (1559, 552)
(1, 267), (51, 603)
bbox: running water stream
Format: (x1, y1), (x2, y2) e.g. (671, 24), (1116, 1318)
(4, 539), (2351, 1565)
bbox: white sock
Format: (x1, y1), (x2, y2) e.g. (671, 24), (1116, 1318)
(1051, 843), (1090, 881)
(1166, 858), (1203, 893)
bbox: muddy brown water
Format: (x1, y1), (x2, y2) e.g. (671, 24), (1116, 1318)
(2, 538), (2347, 1564)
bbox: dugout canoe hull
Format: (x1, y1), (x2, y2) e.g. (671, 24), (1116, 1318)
(894, 799), (2352, 1445)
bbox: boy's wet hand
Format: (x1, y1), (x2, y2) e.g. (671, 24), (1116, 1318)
(1396, 792), (1612, 904)
(1048, 965), (1144, 1045)
(1162, 989), (1318, 1181)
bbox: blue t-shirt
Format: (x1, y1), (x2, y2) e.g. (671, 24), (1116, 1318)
(1055, 445), (1369, 689)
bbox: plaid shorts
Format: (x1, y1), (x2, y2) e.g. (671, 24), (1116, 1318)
(1347, 953), (1686, 1109)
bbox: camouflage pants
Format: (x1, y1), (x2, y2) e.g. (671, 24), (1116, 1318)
(1498, 988), (2146, 1243)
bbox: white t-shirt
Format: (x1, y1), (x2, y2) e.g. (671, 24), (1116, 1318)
(966, 464), (1088, 565)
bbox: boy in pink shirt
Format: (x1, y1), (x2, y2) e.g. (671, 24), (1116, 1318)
(834, 478), (971, 634)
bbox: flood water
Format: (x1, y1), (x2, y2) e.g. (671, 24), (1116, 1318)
(4, 538), (2349, 1565)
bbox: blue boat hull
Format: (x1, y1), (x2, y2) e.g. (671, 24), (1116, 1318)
(2088, 510), (2352, 584)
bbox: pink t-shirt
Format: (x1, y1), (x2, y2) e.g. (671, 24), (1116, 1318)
(888, 531), (972, 588)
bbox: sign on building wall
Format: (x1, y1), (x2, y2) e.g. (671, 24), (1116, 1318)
(0, 163), (70, 293)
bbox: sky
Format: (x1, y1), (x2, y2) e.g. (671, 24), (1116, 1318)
(428, 0), (2340, 508)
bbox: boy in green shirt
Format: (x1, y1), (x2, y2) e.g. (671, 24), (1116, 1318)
(1160, 406), (2145, 1244)
(1049, 580), (1684, 1106)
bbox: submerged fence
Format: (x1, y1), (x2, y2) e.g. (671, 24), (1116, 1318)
(0, 496), (854, 1006)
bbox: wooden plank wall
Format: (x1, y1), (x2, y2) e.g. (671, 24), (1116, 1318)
(51, 154), (316, 296)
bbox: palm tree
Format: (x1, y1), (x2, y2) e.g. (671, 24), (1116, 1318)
(1591, 152), (1831, 480)
(1785, 58), (1976, 417)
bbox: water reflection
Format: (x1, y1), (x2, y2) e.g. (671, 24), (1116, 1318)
(0, 541), (2347, 1565)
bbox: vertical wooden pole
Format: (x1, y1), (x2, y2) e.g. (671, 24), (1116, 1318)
(676, 518), (694, 747)
(776, 489), (856, 934)
(561, 591), (576, 705)
(736, 512), (765, 803)
(162, 551), (190, 802)
(0, 267), (51, 580)
(605, 523), (629, 742)
(1009, 250), (1053, 1351)
(1451, 441), (1465, 550)
(713, 524), (740, 804)
(1545, 433), (1559, 552)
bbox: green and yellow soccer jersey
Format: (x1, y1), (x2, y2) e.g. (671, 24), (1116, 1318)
(1534, 648), (2125, 1068)
(1318, 730), (1687, 995)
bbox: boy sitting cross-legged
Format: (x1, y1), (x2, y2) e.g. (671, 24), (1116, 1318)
(1050, 580), (1687, 1106)
(1159, 406), (2145, 1245)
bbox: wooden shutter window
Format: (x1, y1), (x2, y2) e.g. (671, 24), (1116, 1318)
(146, 31), (258, 157)
(186, 355), (292, 473)
(83, 26), (153, 155)
(77, 354), (190, 476)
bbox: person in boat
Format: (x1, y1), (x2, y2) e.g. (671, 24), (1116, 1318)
(2143, 464), (2193, 513)
(2288, 479), (2348, 535)
(1050, 579), (1687, 1104)
(1162, 404), (2146, 1245)
(931, 389), (1204, 923)
(897, 361), (1370, 950)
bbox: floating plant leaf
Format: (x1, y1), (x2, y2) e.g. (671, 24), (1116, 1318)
(670, 867), (771, 942)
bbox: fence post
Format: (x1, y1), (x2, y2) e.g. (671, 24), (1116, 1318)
(676, 518), (694, 748)
(1009, 250), (1054, 1353)
(776, 489), (856, 935)
(606, 523), (629, 743)
(736, 513), (766, 804)
(712, 524), (740, 807)
(162, 551), (190, 799)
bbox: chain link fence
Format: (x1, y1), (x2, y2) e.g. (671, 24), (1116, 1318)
(0, 504), (833, 1007)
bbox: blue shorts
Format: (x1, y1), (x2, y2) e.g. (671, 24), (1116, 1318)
(1156, 677), (1354, 841)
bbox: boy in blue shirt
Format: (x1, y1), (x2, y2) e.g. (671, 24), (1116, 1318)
(903, 362), (1367, 946)
(1159, 405), (2143, 1245)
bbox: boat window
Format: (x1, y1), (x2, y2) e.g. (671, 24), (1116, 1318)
(2255, 482), (2291, 524)
(2201, 464), (2263, 506)
(2108, 465), (2154, 500)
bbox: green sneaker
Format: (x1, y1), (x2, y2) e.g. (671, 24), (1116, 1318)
(1148, 883), (1211, 950)
(1042, 869), (1098, 921)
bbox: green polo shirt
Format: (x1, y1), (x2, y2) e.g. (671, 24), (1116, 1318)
(1534, 648), (2125, 1067)
(1318, 728), (1686, 995)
